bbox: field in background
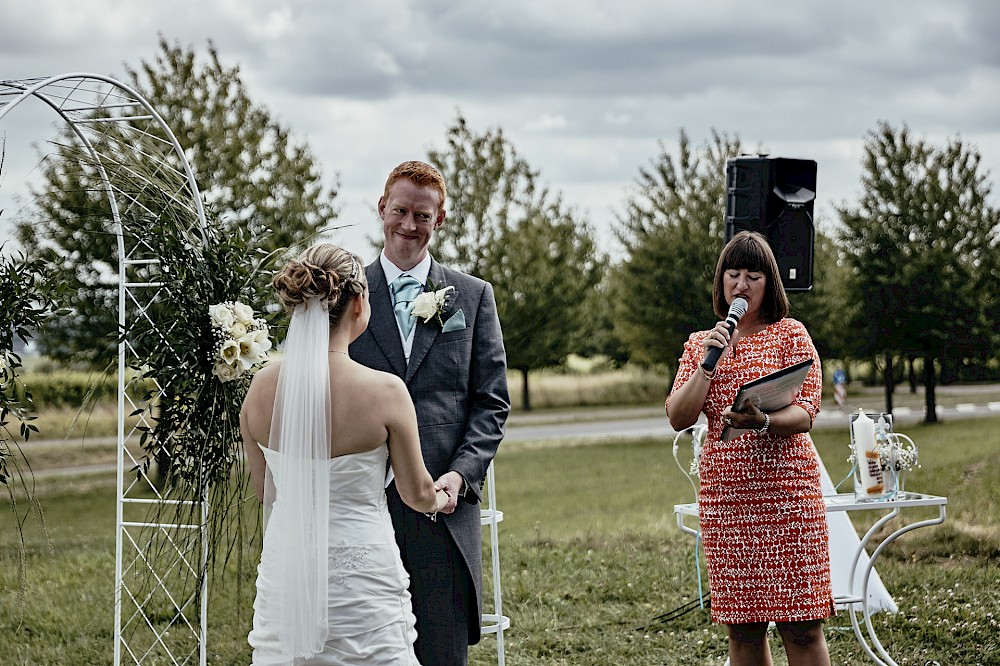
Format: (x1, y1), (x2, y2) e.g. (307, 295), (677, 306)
(2, 415), (998, 665)
(16, 362), (1000, 437)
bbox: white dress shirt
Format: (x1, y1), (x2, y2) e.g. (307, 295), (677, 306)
(379, 251), (431, 362)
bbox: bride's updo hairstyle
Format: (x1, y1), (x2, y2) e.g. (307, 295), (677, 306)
(272, 243), (366, 328)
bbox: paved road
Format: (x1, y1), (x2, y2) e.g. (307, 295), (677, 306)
(25, 399), (1000, 477)
(504, 401), (1000, 443)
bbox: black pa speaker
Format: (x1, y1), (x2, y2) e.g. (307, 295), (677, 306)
(724, 156), (817, 291)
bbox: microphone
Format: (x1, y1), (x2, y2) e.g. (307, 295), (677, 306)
(701, 297), (748, 373)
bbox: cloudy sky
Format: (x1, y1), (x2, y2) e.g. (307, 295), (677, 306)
(1, 0), (998, 262)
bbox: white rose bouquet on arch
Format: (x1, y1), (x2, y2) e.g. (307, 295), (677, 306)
(209, 301), (271, 382)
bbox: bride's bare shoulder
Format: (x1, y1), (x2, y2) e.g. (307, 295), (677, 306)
(255, 360), (282, 380)
(247, 361), (281, 392)
(241, 362), (281, 410)
(353, 364), (406, 395)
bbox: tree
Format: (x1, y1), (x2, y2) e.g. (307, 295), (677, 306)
(571, 266), (632, 366)
(613, 130), (743, 371)
(837, 122), (999, 422)
(489, 201), (600, 410)
(18, 36), (339, 368)
(123, 37), (339, 250)
(428, 114), (601, 409)
(427, 114), (535, 275)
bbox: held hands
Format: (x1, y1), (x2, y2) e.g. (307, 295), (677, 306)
(433, 471), (465, 515)
(722, 401), (768, 432)
(424, 471), (463, 521)
(425, 486), (452, 522)
(434, 487), (451, 513)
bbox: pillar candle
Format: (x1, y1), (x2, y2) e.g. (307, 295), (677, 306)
(852, 409), (884, 497)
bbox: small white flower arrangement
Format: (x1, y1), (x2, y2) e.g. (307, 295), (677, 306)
(847, 432), (919, 472)
(877, 433), (919, 472)
(410, 284), (455, 328)
(208, 301), (271, 382)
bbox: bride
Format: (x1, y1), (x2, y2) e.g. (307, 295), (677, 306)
(240, 243), (449, 665)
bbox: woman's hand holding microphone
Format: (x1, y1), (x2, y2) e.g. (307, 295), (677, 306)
(700, 297), (748, 378)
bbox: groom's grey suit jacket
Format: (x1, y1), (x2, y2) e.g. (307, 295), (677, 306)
(349, 257), (510, 637)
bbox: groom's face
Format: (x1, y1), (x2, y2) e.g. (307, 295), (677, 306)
(379, 178), (445, 270)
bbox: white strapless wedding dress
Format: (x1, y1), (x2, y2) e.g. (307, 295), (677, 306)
(249, 443), (421, 665)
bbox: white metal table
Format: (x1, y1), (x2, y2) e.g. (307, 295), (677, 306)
(674, 492), (947, 666)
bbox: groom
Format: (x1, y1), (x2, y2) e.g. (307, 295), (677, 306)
(350, 160), (510, 665)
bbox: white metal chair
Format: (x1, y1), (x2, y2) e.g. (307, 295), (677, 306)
(480, 461), (510, 665)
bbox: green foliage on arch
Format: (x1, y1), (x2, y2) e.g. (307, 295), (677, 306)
(126, 211), (285, 494)
(0, 244), (65, 602)
(0, 248), (64, 483)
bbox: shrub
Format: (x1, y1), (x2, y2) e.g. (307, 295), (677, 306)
(14, 371), (154, 408)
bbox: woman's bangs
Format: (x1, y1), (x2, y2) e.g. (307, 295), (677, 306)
(722, 239), (768, 273)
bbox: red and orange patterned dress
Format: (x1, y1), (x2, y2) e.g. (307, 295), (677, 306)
(667, 318), (834, 625)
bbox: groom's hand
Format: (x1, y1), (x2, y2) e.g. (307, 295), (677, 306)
(434, 471), (464, 514)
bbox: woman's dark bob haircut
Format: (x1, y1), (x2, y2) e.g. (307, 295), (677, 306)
(711, 231), (789, 324)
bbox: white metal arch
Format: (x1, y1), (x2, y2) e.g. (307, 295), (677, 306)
(0, 73), (209, 666)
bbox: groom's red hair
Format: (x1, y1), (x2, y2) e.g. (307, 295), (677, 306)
(383, 161), (447, 211)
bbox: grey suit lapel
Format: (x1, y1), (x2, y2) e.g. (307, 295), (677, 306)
(404, 260), (445, 384)
(366, 261), (407, 378)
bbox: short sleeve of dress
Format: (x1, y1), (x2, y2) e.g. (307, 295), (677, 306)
(665, 331), (709, 411)
(783, 319), (822, 424)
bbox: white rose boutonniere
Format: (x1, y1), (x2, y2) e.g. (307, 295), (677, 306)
(410, 283), (455, 328)
(209, 300), (271, 383)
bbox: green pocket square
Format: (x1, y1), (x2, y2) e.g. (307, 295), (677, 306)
(441, 309), (466, 333)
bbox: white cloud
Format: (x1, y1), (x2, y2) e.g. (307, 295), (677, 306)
(1, 0), (998, 263)
(525, 113), (568, 132)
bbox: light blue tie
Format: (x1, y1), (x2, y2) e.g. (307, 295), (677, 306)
(390, 274), (423, 339)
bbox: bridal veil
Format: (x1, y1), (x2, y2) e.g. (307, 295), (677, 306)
(262, 295), (332, 658)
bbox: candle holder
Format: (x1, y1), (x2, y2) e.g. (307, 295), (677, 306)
(849, 411), (894, 502)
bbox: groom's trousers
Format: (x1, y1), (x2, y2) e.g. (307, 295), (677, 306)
(388, 485), (474, 666)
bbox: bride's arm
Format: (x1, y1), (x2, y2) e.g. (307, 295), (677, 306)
(240, 370), (272, 502)
(383, 376), (446, 514)
(240, 414), (266, 503)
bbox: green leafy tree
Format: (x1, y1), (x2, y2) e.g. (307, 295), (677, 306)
(428, 114), (601, 409)
(571, 266), (632, 366)
(489, 201), (600, 409)
(613, 130), (742, 371)
(18, 36), (338, 368)
(123, 36), (339, 249)
(427, 114), (536, 275)
(837, 122), (999, 422)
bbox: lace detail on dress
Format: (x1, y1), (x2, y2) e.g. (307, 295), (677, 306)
(329, 543), (372, 587)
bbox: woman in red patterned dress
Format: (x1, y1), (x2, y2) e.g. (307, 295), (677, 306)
(666, 231), (833, 666)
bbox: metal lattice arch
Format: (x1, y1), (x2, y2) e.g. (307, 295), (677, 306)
(0, 73), (209, 666)
(2, 72), (511, 666)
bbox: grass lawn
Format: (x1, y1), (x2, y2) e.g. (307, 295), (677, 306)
(2, 417), (999, 665)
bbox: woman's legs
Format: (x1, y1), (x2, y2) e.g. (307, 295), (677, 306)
(727, 622), (772, 666)
(775, 619), (831, 666)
